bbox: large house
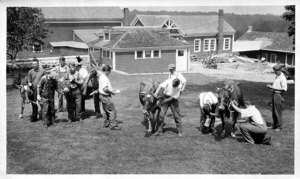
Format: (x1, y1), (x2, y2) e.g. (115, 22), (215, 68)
(130, 10), (236, 58)
(233, 26), (295, 65)
(88, 27), (192, 73)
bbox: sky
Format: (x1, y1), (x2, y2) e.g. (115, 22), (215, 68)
(128, 6), (286, 16)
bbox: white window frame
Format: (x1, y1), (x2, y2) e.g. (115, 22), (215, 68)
(194, 39), (201, 52)
(223, 38), (231, 50)
(203, 38), (216, 52)
(270, 54), (277, 63)
(135, 50), (161, 59)
(102, 49), (111, 60)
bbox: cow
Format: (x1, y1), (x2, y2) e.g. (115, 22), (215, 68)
(139, 79), (162, 137)
(15, 76), (33, 118)
(216, 81), (245, 138)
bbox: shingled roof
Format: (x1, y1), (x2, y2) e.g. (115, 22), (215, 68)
(40, 7), (123, 21)
(237, 31), (294, 52)
(88, 27), (191, 51)
(73, 29), (105, 43)
(131, 15), (235, 36)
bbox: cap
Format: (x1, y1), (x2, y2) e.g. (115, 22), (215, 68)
(168, 64), (176, 69)
(59, 56), (65, 61)
(273, 64), (282, 71)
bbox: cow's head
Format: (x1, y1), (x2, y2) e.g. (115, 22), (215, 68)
(216, 87), (233, 111)
(139, 92), (155, 114)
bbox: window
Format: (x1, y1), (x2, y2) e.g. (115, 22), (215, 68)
(194, 39), (201, 52)
(104, 33), (110, 41)
(178, 50), (184, 56)
(32, 42), (43, 53)
(270, 54), (277, 63)
(153, 50), (160, 58)
(136, 51), (143, 59)
(135, 50), (161, 59)
(203, 38), (216, 51)
(102, 50), (111, 60)
(145, 50), (151, 58)
(223, 38), (231, 50)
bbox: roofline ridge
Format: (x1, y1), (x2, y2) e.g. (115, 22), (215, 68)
(113, 31), (128, 48)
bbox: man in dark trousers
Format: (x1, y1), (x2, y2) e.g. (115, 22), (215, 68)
(27, 58), (45, 122)
(64, 62), (83, 122)
(37, 70), (60, 128)
(267, 64), (288, 132)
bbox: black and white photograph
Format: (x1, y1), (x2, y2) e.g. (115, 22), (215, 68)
(1, 0), (299, 177)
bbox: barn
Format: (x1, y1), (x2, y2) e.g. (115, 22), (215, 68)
(88, 27), (192, 74)
(233, 26), (295, 65)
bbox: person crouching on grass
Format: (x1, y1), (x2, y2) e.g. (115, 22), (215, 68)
(153, 78), (183, 137)
(230, 99), (271, 145)
(37, 70), (60, 128)
(98, 65), (121, 130)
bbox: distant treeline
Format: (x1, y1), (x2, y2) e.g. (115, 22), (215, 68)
(128, 9), (291, 40)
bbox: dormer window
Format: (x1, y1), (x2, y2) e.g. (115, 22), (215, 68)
(104, 33), (110, 41)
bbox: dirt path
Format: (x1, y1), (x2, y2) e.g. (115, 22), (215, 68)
(188, 61), (278, 83)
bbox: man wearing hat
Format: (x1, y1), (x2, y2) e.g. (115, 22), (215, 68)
(267, 64), (287, 132)
(27, 58), (45, 122)
(167, 64), (186, 117)
(51, 56), (69, 112)
(37, 69), (60, 128)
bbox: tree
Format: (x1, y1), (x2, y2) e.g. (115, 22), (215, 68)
(282, 5), (295, 50)
(7, 7), (50, 61)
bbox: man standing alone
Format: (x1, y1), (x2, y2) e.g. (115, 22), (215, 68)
(27, 58), (45, 122)
(267, 64), (287, 132)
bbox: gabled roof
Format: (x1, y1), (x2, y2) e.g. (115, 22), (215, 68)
(171, 15), (235, 36)
(50, 41), (88, 49)
(73, 29), (105, 43)
(40, 7), (123, 21)
(88, 27), (191, 51)
(130, 15), (235, 37)
(237, 31), (294, 52)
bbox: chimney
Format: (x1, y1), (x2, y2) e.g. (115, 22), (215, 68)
(217, 9), (224, 54)
(123, 8), (129, 26)
(247, 26), (253, 33)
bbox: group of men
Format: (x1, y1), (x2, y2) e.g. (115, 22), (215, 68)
(198, 63), (287, 145)
(24, 56), (119, 130)
(23, 56), (288, 144)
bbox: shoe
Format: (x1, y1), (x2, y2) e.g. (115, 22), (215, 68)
(262, 136), (272, 145)
(110, 126), (121, 130)
(178, 132), (183, 137)
(274, 128), (282, 132)
(153, 131), (162, 136)
(58, 109), (64, 112)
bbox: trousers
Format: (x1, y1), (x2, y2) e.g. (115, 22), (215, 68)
(272, 93), (284, 129)
(99, 94), (117, 127)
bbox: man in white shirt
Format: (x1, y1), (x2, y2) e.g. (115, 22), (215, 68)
(153, 78), (183, 137)
(51, 56), (69, 112)
(98, 65), (120, 130)
(168, 63), (186, 92)
(267, 64), (287, 132)
(231, 99), (271, 145)
(75, 60), (89, 113)
(198, 92), (218, 134)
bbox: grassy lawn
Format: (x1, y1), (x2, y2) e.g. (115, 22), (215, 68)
(6, 72), (295, 174)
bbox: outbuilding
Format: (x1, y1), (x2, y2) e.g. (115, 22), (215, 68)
(88, 27), (192, 74)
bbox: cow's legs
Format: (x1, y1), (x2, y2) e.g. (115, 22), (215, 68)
(231, 112), (239, 138)
(19, 100), (25, 118)
(144, 112), (152, 137)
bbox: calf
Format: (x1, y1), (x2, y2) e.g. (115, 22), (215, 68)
(15, 76), (33, 118)
(216, 81), (245, 137)
(139, 79), (161, 137)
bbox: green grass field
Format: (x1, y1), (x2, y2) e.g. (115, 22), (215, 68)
(6, 72), (295, 174)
